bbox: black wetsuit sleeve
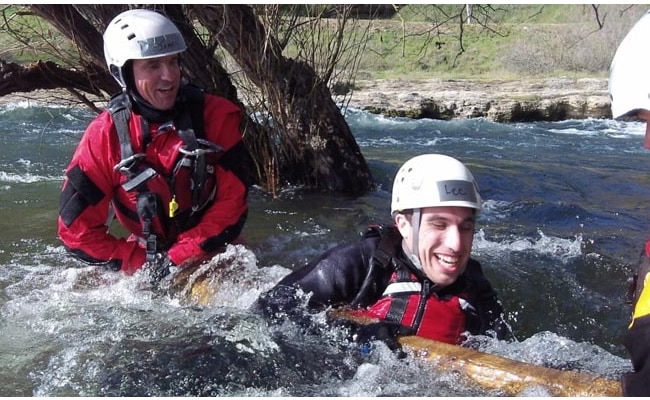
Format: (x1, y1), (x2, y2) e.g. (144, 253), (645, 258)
(252, 233), (382, 326)
(274, 237), (378, 308)
(464, 259), (510, 340)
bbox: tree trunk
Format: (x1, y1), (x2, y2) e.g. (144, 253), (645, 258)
(193, 5), (373, 194)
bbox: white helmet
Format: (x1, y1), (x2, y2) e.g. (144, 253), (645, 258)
(609, 10), (650, 120)
(103, 9), (187, 89)
(391, 154), (481, 215)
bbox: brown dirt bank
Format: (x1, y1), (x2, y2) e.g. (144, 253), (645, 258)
(0, 77), (611, 123)
(346, 77), (611, 122)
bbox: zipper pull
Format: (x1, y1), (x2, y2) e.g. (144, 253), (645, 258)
(169, 196), (179, 218)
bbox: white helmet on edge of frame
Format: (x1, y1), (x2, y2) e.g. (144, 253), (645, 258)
(609, 10), (650, 120)
(103, 9), (187, 89)
(391, 154), (481, 215)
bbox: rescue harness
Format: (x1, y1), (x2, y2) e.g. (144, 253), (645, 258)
(359, 225), (478, 342)
(107, 85), (223, 263)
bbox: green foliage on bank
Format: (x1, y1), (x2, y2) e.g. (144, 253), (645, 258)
(1, 4), (649, 81)
(357, 4), (649, 80)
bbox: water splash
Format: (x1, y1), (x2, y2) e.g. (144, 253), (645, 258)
(474, 228), (583, 262)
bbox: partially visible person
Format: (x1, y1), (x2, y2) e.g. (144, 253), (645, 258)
(57, 9), (251, 284)
(254, 154), (510, 349)
(609, 9), (650, 396)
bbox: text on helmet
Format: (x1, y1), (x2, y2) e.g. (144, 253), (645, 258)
(138, 33), (184, 57)
(437, 180), (477, 203)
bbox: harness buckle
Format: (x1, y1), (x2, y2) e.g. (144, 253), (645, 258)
(178, 140), (224, 157)
(113, 153), (146, 174)
(121, 167), (158, 192)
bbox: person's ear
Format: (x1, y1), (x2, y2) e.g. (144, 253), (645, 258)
(394, 213), (412, 240)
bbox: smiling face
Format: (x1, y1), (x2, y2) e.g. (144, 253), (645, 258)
(132, 54), (181, 111)
(395, 206), (476, 286)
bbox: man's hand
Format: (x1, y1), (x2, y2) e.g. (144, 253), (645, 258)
(351, 321), (407, 358)
(143, 252), (176, 286)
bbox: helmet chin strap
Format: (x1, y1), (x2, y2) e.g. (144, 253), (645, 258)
(406, 208), (423, 270)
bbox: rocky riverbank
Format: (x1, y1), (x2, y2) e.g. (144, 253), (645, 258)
(0, 77), (612, 123)
(345, 77), (611, 122)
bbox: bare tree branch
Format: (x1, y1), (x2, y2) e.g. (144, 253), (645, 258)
(591, 4), (604, 29)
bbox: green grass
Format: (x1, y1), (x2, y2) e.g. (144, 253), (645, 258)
(0, 4), (75, 65)
(354, 4), (650, 80)
(1, 4), (649, 82)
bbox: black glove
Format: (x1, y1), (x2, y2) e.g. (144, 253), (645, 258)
(350, 321), (407, 358)
(143, 252), (176, 286)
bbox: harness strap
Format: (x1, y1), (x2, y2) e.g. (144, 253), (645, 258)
(177, 128), (208, 212)
(382, 281), (421, 296)
(368, 225), (400, 271)
(385, 267), (416, 326)
(367, 225), (430, 335)
(177, 128), (199, 151)
(108, 94), (134, 161)
(108, 94), (149, 177)
(411, 278), (431, 331)
(175, 84), (205, 136)
(108, 92), (159, 261)
(136, 192), (158, 263)
(106, 93), (132, 230)
(174, 85), (216, 213)
(107, 86), (217, 260)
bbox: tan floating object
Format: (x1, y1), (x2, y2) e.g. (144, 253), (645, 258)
(171, 260), (623, 396)
(332, 309), (622, 396)
(399, 335), (621, 397)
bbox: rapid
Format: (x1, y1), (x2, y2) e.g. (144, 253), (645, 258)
(0, 100), (642, 396)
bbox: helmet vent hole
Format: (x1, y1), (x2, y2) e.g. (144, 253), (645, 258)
(126, 33), (135, 40)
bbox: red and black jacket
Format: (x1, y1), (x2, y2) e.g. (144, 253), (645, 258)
(58, 85), (250, 273)
(256, 225), (509, 343)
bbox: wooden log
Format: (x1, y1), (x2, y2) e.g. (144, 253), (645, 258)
(330, 310), (622, 396)
(398, 335), (621, 397)
(170, 260), (623, 397)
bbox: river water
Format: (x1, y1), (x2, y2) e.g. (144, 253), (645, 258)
(0, 99), (643, 396)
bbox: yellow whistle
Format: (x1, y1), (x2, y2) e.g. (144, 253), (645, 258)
(169, 196), (179, 218)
